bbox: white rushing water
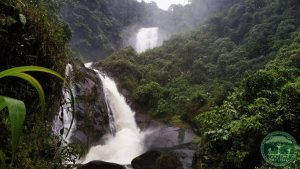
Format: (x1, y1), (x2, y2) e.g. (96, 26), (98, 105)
(53, 64), (76, 143)
(82, 68), (146, 165)
(84, 62), (93, 68)
(137, 0), (189, 10)
(135, 27), (159, 53)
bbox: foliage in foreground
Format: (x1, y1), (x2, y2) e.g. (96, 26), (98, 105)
(0, 0), (80, 168)
(0, 66), (65, 169)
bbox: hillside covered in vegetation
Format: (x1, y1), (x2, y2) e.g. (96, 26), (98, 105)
(97, 0), (300, 168)
(0, 0), (299, 168)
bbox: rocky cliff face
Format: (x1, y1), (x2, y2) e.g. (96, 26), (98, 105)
(69, 64), (110, 147)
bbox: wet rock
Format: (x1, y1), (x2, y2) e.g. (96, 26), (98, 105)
(132, 143), (196, 169)
(135, 113), (195, 149)
(131, 150), (182, 169)
(191, 152), (201, 169)
(69, 65), (110, 147)
(145, 126), (194, 148)
(172, 149), (195, 169)
(78, 160), (126, 169)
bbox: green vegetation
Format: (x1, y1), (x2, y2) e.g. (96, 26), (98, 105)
(59, 0), (238, 61)
(98, 0), (300, 168)
(0, 0), (299, 168)
(59, 0), (158, 61)
(0, 96), (25, 164)
(0, 66), (64, 163)
(0, 0), (79, 168)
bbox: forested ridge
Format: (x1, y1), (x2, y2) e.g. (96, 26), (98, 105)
(0, 0), (299, 168)
(97, 0), (300, 168)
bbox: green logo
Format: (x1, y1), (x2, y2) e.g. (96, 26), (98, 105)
(261, 131), (297, 166)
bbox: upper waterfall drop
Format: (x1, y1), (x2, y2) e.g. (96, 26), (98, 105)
(135, 27), (160, 53)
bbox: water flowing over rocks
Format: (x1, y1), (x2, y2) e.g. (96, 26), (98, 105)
(55, 63), (196, 168)
(81, 69), (146, 165)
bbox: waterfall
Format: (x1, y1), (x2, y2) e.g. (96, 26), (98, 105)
(53, 64), (76, 143)
(81, 68), (146, 165)
(84, 62), (93, 68)
(135, 27), (159, 53)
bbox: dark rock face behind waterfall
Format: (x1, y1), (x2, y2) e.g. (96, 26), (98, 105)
(70, 64), (110, 146)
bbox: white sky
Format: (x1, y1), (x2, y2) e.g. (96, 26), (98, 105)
(137, 0), (189, 10)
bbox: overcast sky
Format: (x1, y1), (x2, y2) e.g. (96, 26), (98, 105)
(137, 0), (189, 10)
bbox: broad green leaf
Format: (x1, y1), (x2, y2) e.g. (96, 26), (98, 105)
(11, 73), (46, 113)
(0, 66), (64, 80)
(0, 66), (64, 113)
(0, 96), (26, 160)
(0, 100), (5, 111)
(0, 66), (64, 161)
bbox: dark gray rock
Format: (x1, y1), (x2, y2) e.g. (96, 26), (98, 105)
(135, 113), (195, 149)
(144, 126), (194, 148)
(78, 160), (126, 169)
(131, 150), (182, 169)
(69, 65), (110, 147)
(133, 113), (196, 169)
(131, 143), (196, 169)
(173, 149), (195, 169)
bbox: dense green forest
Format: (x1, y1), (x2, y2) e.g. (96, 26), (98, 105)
(97, 0), (300, 168)
(0, 0), (299, 168)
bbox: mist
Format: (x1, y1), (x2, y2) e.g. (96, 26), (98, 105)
(122, 0), (239, 52)
(59, 0), (238, 61)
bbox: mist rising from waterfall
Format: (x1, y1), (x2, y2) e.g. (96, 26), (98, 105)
(82, 68), (147, 165)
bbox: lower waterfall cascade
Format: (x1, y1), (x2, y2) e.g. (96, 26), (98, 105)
(52, 63), (195, 168)
(80, 65), (148, 165)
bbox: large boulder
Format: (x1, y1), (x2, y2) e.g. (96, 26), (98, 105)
(69, 63), (110, 147)
(131, 150), (182, 169)
(78, 160), (126, 169)
(132, 143), (197, 169)
(135, 113), (195, 149)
